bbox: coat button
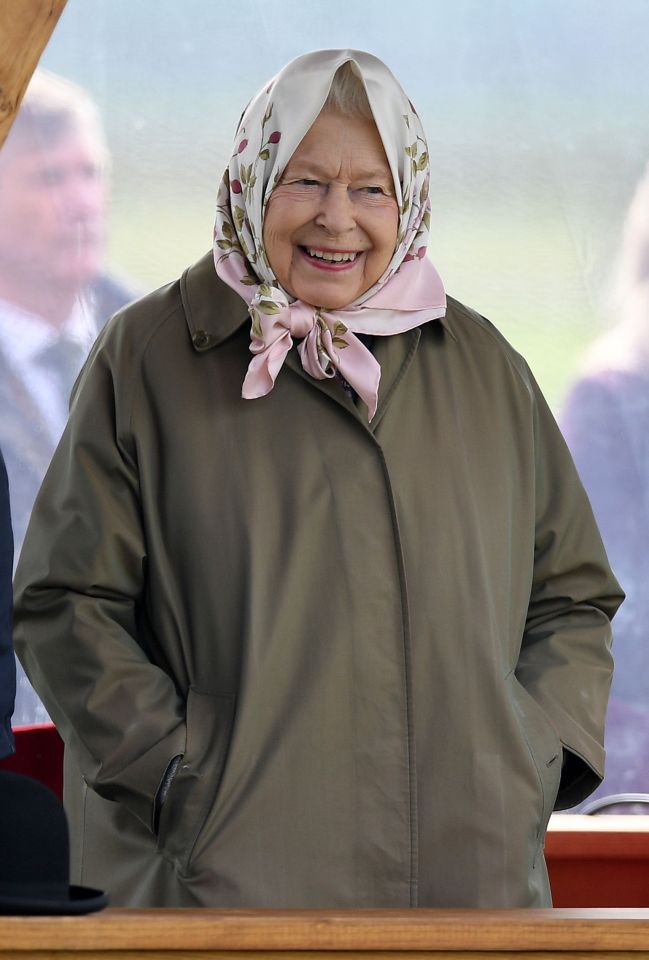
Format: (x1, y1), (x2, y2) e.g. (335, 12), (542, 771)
(192, 330), (211, 349)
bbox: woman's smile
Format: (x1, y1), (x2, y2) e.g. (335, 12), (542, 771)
(263, 110), (398, 309)
(299, 245), (362, 270)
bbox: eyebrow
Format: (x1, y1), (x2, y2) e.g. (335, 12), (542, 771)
(284, 159), (393, 184)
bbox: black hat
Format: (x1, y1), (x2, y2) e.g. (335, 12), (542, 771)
(0, 770), (108, 914)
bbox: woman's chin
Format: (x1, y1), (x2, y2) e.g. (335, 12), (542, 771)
(296, 292), (359, 310)
(287, 275), (369, 310)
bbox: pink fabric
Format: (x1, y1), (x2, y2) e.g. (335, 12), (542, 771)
(243, 301), (382, 419)
(213, 49), (447, 420)
(218, 255), (444, 420)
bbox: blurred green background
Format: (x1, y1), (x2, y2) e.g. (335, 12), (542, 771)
(40, 0), (649, 408)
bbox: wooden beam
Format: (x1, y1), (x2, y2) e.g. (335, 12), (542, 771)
(0, 0), (68, 150)
(1, 909), (649, 957)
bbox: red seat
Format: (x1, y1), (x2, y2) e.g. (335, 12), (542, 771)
(0, 723), (64, 799)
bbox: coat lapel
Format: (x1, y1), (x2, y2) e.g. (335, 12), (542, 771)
(361, 328), (421, 431)
(283, 347), (361, 422)
(284, 328), (422, 432)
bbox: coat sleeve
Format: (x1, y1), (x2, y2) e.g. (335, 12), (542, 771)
(0, 448), (15, 759)
(517, 375), (624, 810)
(13, 320), (187, 832)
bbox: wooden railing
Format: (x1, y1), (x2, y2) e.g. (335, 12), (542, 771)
(1, 909), (649, 958)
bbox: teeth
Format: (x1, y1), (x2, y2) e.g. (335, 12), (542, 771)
(306, 248), (358, 262)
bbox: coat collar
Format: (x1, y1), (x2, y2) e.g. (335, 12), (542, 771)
(181, 250), (456, 351)
(181, 252), (249, 351)
(180, 251), (454, 429)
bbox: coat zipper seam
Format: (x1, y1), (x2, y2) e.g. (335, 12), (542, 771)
(377, 447), (418, 906)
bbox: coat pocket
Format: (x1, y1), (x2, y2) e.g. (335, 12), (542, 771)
(509, 675), (563, 846)
(156, 686), (235, 872)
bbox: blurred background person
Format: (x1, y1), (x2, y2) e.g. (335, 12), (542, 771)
(0, 71), (137, 724)
(561, 161), (649, 803)
(0, 449), (14, 759)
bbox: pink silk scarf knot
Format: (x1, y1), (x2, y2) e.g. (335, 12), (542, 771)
(243, 289), (381, 418)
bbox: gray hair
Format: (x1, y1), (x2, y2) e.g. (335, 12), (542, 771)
(323, 62), (374, 121)
(2, 69), (106, 158)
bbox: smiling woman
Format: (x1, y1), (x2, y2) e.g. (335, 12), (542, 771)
(262, 109), (399, 309)
(14, 48), (622, 910)
(214, 51), (445, 419)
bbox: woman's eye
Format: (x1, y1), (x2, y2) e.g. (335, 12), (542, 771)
(349, 185), (391, 200)
(299, 179), (321, 187)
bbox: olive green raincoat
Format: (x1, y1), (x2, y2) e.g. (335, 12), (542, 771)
(14, 253), (622, 907)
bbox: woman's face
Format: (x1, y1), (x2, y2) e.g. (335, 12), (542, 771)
(262, 110), (399, 309)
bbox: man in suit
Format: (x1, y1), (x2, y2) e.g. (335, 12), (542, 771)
(0, 449), (14, 759)
(0, 71), (136, 723)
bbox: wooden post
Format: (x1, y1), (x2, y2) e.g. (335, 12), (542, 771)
(0, 0), (68, 150)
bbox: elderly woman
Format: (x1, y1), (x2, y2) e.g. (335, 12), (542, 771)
(14, 49), (621, 908)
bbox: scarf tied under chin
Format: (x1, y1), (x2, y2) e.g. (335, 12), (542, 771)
(243, 287), (381, 419)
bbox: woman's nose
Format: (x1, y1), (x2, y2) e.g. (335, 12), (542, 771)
(314, 184), (355, 236)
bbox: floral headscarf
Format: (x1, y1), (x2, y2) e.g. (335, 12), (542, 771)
(214, 48), (446, 420)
